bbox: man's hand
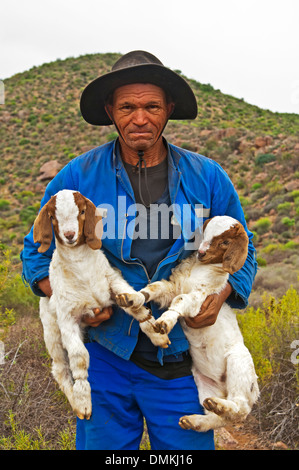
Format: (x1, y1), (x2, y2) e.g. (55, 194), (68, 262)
(82, 307), (113, 327)
(184, 283), (232, 329)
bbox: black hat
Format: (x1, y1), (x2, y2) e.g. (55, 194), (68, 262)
(80, 50), (198, 126)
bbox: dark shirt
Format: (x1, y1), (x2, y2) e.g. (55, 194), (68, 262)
(122, 153), (192, 378)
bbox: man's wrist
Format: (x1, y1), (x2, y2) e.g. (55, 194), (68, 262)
(220, 282), (233, 302)
(37, 277), (52, 297)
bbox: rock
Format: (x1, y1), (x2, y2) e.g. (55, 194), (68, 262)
(38, 160), (61, 181)
(212, 128), (238, 141)
(255, 136), (273, 148)
(285, 180), (299, 191)
(273, 441), (288, 450)
(254, 172), (268, 182)
(215, 427), (238, 448)
(0, 111), (11, 122)
(199, 129), (213, 138)
(235, 139), (250, 153)
(18, 110), (28, 119)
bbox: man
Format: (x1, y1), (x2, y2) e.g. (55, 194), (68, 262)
(21, 51), (257, 450)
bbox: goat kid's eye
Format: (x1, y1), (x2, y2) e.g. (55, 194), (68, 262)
(220, 240), (230, 246)
(81, 210), (85, 215)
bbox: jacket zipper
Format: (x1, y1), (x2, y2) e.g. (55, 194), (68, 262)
(121, 215), (150, 336)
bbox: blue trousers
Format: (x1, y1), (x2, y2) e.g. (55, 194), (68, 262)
(76, 342), (214, 450)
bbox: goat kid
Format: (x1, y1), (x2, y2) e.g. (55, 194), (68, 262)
(136, 216), (259, 431)
(33, 190), (170, 420)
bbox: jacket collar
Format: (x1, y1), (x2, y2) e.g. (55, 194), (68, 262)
(112, 138), (182, 204)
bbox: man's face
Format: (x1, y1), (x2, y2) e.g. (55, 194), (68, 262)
(106, 83), (174, 152)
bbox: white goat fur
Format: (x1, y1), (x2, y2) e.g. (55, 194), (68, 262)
(140, 216), (259, 432)
(34, 190), (169, 420)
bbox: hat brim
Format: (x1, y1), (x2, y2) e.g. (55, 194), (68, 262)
(80, 64), (198, 126)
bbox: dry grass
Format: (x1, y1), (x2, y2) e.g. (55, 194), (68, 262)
(0, 314), (76, 449)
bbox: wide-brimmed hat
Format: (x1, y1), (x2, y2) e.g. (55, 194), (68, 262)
(80, 50), (198, 126)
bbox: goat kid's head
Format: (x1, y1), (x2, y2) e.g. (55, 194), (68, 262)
(33, 190), (103, 253)
(197, 216), (249, 274)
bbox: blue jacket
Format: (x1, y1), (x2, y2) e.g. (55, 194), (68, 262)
(21, 140), (257, 363)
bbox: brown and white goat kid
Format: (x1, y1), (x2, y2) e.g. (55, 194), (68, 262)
(138, 216), (259, 432)
(33, 189), (170, 420)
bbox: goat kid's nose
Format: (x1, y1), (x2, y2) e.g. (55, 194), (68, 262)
(197, 250), (206, 259)
(64, 231), (75, 241)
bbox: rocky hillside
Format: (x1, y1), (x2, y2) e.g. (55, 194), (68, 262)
(0, 53), (298, 303)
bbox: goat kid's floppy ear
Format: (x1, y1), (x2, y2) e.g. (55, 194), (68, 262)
(202, 218), (211, 232)
(33, 198), (55, 253)
(83, 198), (103, 250)
(222, 224), (249, 275)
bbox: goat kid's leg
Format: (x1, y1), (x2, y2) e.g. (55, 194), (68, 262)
(179, 412), (225, 433)
(109, 272), (172, 347)
(115, 291), (152, 322)
(139, 317), (171, 349)
(203, 343), (259, 423)
(179, 368), (225, 432)
(154, 291), (206, 335)
(140, 280), (177, 308)
(39, 298), (75, 408)
(115, 292), (171, 348)
(108, 270), (152, 323)
(57, 312), (92, 420)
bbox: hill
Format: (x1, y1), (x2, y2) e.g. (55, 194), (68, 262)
(0, 52), (299, 302)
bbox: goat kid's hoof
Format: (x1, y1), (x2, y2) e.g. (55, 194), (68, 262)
(155, 335), (171, 349)
(115, 293), (134, 308)
(153, 320), (170, 335)
(203, 397), (225, 416)
(139, 307), (154, 323)
(179, 416), (195, 430)
(116, 293), (145, 309)
(76, 408), (92, 420)
(73, 379), (92, 421)
(179, 415), (209, 433)
(140, 290), (150, 302)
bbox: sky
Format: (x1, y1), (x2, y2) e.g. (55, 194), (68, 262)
(1, 0), (299, 114)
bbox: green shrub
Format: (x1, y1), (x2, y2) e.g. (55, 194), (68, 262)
(282, 217), (295, 227)
(238, 288), (299, 447)
(239, 196), (251, 207)
(266, 179), (284, 195)
(277, 201), (292, 213)
(0, 411), (75, 450)
(254, 217), (271, 234)
(238, 287), (298, 384)
(41, 114), (54, 122)
(255, 153), (276, 166)
(19, 138), (30, 146)
(283, 240), (299, 249)
(19, 205), (39, 226)
(0, 199), (10, 211)
(256, 256), (267, 267)
(18, 190), (35, 198)
(0, 249), (39, 316)
(106, 132), (118, 142)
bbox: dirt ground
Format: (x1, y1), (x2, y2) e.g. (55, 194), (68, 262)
(214, 417), (289, 450)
